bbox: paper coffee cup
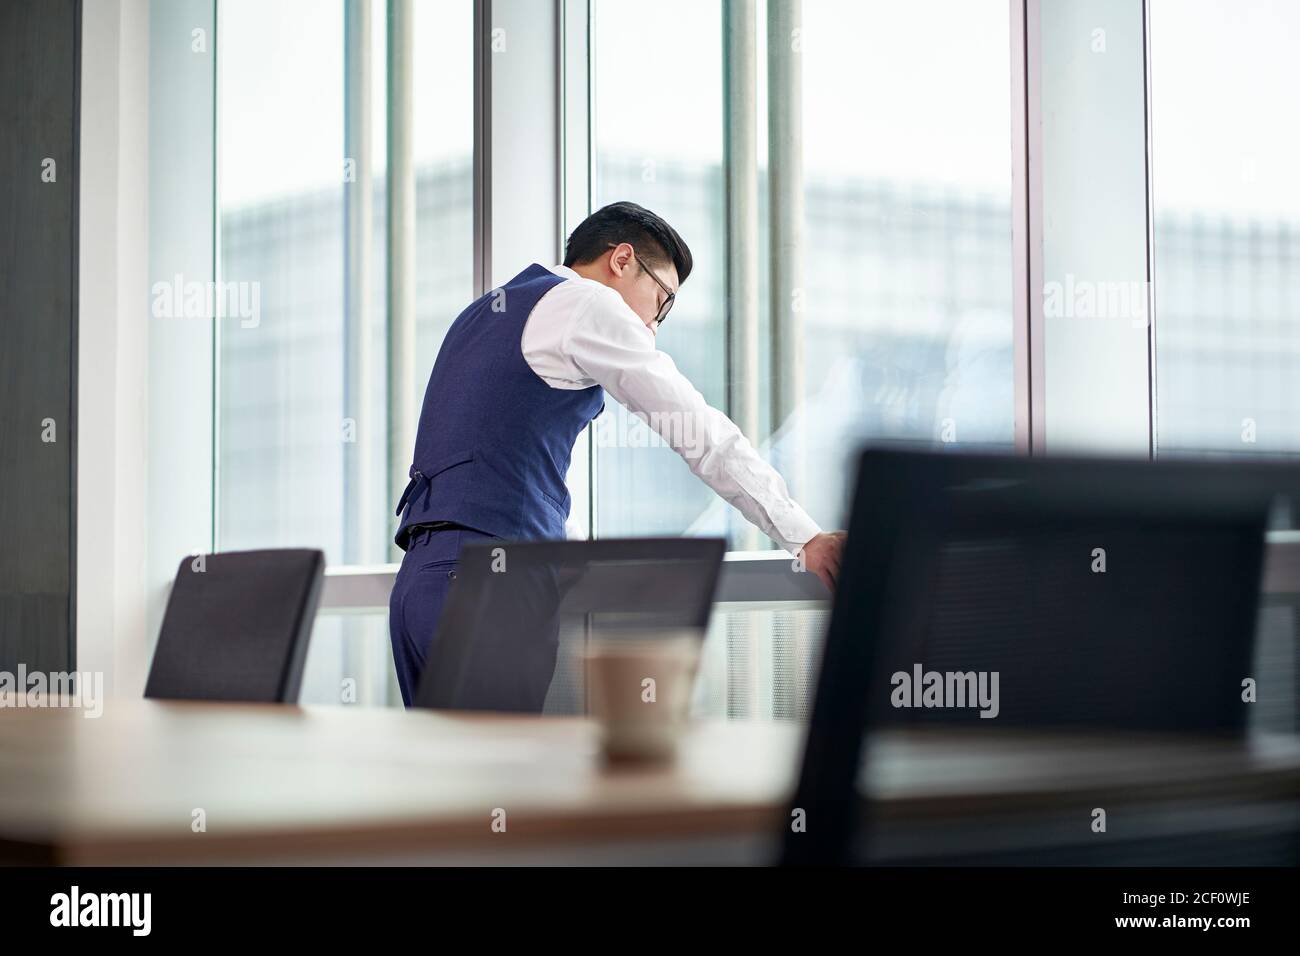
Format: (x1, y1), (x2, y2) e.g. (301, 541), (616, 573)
(582, 633), (700, 762)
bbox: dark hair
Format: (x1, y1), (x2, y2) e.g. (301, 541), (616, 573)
(563, 201), (693, 284)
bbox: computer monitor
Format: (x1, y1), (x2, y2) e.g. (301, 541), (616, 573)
(413, 537), (726, 713)
(784, 447), (1300, 865)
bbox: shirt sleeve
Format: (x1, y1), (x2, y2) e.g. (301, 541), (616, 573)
(564, 505), (587, 540)
(563, 288), (823, 556)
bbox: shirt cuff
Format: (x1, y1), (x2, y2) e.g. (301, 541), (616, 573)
(772, 507), (823, 558)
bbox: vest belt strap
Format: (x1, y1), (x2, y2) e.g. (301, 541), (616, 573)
(394, 464), (429, 517)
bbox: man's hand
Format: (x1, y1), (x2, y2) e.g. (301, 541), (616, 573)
(798, 531), (847, 595)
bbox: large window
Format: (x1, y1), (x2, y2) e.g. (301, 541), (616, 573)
(217, 0), (1015, 562)
(183, 0), (1300, 717)
(590, 0), (1014, 547)
(762, 0), (1013, 532)
(216, 0), (473, 569)
(216, 0), (472, 707)
(1150, 0), (1300, 458)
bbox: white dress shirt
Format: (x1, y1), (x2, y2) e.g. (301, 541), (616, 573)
(519, 263), (822, 556)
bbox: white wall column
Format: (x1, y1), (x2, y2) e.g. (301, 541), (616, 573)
(1029, 0), (1153, 455)
(77, 0), (153, 698)
(475, 0), (561, 293)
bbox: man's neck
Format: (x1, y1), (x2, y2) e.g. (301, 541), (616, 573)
(568, 261), (611, 287)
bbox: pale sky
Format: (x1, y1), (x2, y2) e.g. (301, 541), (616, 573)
(218, 0), (1300, 221)
(1148, 0), (1300, 220)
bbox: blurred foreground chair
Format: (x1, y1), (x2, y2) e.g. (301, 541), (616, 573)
(783, 447), (1300, 865)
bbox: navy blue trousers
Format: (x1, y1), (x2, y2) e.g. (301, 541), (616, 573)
(389, 526), (497, 707)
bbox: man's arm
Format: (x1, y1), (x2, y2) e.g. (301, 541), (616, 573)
(564, 287), (841, 582)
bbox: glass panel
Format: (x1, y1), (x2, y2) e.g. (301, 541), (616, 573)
(782, 0), (1014, 521)
(216, 0), (350, 559)
(412, 0), (475, 398)
(216, 0), (474, 564)
(591, 0), (1014, 547)
(148, 0), (216, 636)
(1150, 0), (1300, 459)
(591, 0), (727, 540)
(692, 607), (830, 719)
(299, 613), (400, 707)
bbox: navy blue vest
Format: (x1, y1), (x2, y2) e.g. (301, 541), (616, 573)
(394, 263), (605, 549)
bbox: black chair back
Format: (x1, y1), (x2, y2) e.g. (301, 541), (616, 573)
(145, 549), (324, 703)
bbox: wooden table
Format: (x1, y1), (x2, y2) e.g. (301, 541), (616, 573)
(1, 699), (1296, 864)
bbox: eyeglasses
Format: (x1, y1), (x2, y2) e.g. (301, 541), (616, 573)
(609, 244), (676, 327)
(635, 253), (676, 327)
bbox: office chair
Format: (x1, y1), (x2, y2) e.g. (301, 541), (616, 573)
(783, 447), (1300, 865)
(414, 537), (725, 713)
(144, 548), (325, 703)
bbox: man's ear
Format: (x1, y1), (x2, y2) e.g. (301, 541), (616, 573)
(608, 242), (635, 277)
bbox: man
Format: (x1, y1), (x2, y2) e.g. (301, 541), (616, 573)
(389, 201), (845, 707)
